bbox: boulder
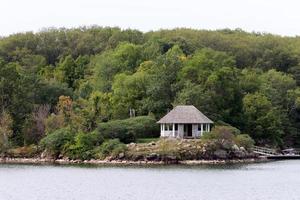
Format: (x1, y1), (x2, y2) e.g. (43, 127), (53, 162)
(214, 149), (228, 159)
(127, 143), (136, 148)
(40, 150), (53, 159)
(118, 152), (125, 159)
(150, 142), (156, 146)
(163, 155), (178, 164)
(232, 144), (240, 151)
(146, 153), (159, 161)
(240, 147), (246, 152)
(233, 150), (246, 158)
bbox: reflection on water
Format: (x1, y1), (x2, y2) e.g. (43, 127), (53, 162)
(0, 160), (300, 200)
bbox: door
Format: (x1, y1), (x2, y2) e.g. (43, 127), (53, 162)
(184, 124), (193, 137)
(187, 124), (192, 137)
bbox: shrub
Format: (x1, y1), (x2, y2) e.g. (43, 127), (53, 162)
(0, 111), (13, 153)
(97, 116), (159, 143)
(202, 125), (255, 156)
(65, 131), (104, 160)
(202, 126), (240, 151)
(235, 134), (255, 150)
(45, 114), (65, 134)
(39, 128), (73, 157)
(157, 139), (179, 159)
(95, 139), (127, 159)
(202, 126), (236, 141)
(7, 145), (39, 158)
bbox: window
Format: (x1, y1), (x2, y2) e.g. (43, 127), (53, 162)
(175, 124), (178, 131)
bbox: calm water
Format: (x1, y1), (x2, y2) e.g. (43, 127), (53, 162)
(0, 160), (300, 200)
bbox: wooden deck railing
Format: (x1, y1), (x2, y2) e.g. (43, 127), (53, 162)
(252, 146), (300, 156)
(252, 146), (279, 156)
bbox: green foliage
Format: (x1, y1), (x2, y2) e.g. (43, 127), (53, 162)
(235, 134), (255, 150)
(97, 116), (159, 143)
(39, 128), (73, 157)
(136, 138), (160, 143)
(55, 55), (89, 89)
(95, 139), (127, 159)
(243, 92), (283, 146)
(0, 111), (13, 153)
(1, 27), (300, 149)
(179, 48), (236, 84)
(65, 131), (104, 160)
(202, 126), (254, 151)
(92, 42), (142, 92)
(202, 126), (236, 142)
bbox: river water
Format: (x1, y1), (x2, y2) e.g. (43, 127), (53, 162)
(0, 160), (299, 200)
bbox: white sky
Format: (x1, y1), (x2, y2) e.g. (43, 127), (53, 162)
(0, 0), (299, 36)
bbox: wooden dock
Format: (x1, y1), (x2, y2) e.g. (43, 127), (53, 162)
(252, 146), (300, 160)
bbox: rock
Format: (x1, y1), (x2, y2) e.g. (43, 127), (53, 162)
(214, 149), (228, 159)
(133, 154), (144, 161)
(234, 150), (246, 158)
(40, 150), (46, 158)
(184, 144), (192, 148)
(118, 152), (125, 159)
(146, 153), (159, 161)
(240, 147), (246, 152)
(163, 155), (178, 164)
(221, 141), (234, 150)
(127, 143), (136, 148)
(41, 150), (53, 159)
(105, 156), (113, 161)
(232, 144), (239, 151)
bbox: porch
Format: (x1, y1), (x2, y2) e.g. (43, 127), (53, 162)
(160, 123), (211, 138)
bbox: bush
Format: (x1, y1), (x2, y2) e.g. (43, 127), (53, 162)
(95, 139), (127, 159)
(202, 126), (236, 142)
(65, 131), (104, 160)
(7, 145), (39, 158)
(202, 125), (255, 156)
(157, 139), (179, 159)
(39, 128), (73, 157)
(45, 114), (65, 134)
(97, 116), (159, 143)
(235, 134), (255, 150)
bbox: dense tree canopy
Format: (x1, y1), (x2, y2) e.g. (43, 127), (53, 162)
(0, 26), (300, 148)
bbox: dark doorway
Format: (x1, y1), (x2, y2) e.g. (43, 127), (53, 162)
(184, 124), (193, 137)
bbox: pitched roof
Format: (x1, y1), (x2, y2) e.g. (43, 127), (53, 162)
(157, 105), (213, 124)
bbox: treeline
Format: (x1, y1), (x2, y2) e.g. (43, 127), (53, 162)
(0, 27), (300, 152)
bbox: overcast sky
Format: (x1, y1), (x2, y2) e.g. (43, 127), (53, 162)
(1, 0), (299, 36)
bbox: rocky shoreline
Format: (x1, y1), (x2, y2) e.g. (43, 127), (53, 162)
(0, 157), (269, 166)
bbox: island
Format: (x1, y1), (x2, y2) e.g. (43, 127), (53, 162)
(0, 27), (299, 165)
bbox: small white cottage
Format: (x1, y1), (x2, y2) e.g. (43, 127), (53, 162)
(157, 105), (213, 138)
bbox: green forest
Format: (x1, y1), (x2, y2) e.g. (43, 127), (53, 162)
(0, 27), (300, 157)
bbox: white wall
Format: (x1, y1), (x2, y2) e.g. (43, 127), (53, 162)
(178, 124), (184, 138)
(192, 124), (198, 137)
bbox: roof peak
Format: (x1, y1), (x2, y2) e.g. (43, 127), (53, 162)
(174, 105), (196, 108)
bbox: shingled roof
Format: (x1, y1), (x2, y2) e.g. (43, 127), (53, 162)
(157, 105), (213, 124)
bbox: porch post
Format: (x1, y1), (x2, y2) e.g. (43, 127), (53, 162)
(172, 123), (175, 137)
(208, 124), (210, 132)
(162, 124), (165, 136)
(201, 124), (203, 136)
